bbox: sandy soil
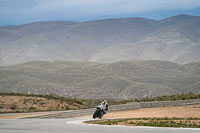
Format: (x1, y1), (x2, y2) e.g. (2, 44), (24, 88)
(0, 95), (80, 113)
(75, 104), (200, 119)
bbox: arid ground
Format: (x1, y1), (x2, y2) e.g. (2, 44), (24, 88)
(0, 104), (200, 119)
(76, 104), (200, 119)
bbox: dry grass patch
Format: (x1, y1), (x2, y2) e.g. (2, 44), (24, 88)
(0, 95), (83, 113)
(86, 117), (200, 128)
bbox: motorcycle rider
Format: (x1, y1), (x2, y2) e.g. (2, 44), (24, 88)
(97, 100), (108, 114)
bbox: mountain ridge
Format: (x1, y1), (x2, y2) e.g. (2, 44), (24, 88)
(1, 14), (200, 65)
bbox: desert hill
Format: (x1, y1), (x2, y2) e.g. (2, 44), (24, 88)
(0, 60), (199, 99)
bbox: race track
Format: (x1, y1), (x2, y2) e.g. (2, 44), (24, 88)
(0, 119), (200, 133)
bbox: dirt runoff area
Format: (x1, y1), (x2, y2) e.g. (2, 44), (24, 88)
(75, 104), (200, 119)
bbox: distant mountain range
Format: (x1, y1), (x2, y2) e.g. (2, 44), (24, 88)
(0, 14), (200, 66)
(0, 60), (199, 99)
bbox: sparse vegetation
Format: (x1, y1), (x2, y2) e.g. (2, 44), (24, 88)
(137, 92), (200, 102)
(0, 60), (200, 99)
(86, 117), (200, 128)
(0, 93), (89, 113)
(29, 107), (37, 111)
(1, 92), (200, 113)
(65, 106), (69, 110)
(0, 92), (86, 105)
(10, 103), (17, 110)
(0, 92), (135, 113)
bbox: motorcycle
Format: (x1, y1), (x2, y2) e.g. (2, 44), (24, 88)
(93, 100), (108, 119)
(93, 106), (104, 119)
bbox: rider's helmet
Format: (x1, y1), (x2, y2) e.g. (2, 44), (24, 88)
(102, 100), (107, 105)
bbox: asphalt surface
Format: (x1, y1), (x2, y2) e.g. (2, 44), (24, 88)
(0, 119), (200, 133)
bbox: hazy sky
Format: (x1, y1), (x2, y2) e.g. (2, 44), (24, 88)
(0, 0), (200, 25)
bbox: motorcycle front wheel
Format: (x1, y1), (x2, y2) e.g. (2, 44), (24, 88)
(93, 110), (98, 119)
